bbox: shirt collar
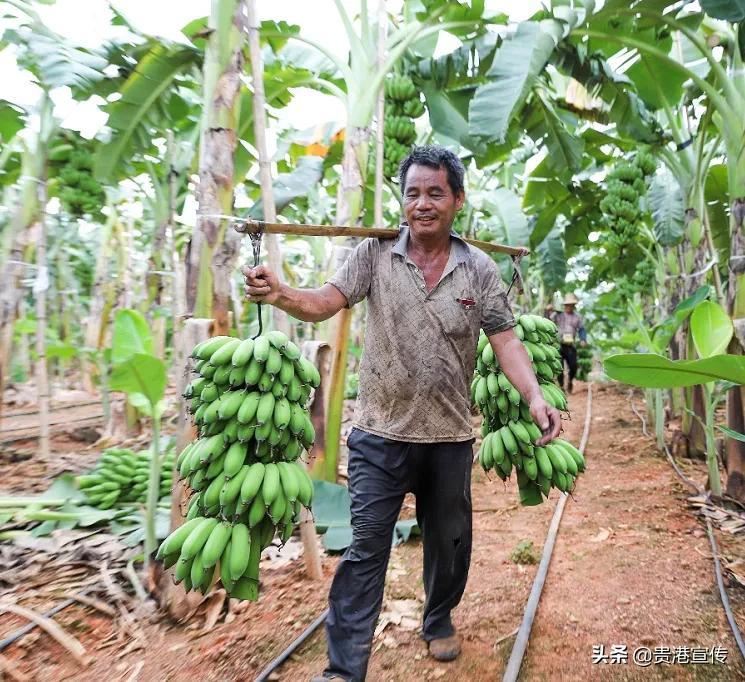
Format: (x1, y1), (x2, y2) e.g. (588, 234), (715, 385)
(392, 222), (470, 264)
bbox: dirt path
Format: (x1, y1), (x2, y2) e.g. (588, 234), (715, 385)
(3, 382), (745, 681)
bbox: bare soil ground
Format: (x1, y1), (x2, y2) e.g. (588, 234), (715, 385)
(2, 382), (745, 681)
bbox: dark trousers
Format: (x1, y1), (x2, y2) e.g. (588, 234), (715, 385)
(324, 428), (474, 682)
(559, 343), (578, 389)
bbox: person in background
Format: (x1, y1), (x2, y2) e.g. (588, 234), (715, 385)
(550, 293), (586, 393)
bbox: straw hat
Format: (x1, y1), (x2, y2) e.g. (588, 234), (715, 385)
(563, 293), (579, 306)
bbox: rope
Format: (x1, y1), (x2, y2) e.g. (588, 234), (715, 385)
(247, 221), (265, 339)
(506, 248), (529, 297)
(502, 383), (593, 682)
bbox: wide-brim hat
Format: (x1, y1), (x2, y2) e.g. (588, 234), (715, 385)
(563, 293), (579, 305)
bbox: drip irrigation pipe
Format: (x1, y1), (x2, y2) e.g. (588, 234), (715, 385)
(706, 520), (745, 662)
(502, 383), (594, 682)
(254, 608), (329, 682)
(0, 591), (90, 652)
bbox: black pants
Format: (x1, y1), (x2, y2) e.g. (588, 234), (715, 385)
(324, 428), (474, 682)
(559, 343), (578, 388)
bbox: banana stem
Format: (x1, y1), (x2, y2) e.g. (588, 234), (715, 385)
(703, 385), (723, 497)
(654, 389), (665, 450)
(20, 510), (81, 522)
(0, 498), (65, 507)
(144, 415), (162, 570)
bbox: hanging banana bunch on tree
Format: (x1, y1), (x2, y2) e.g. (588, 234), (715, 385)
(383, 74), (425, 179)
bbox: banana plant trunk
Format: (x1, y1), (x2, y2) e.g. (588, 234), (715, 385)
(186, 0), (247, 337)
(317, 126), (371, 481)
(34, 174), (50, 458)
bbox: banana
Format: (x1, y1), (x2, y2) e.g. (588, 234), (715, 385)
(265, 347), (282, 376)
(261, 463), (280, 505)
(229, 366), (246, 387)
(267, 329), (289, 351)
(534, 446), (553, 479)
(217, 390), (246, 421)
(213, 364), (232, 386)
(285, 437), (302, 461)
(508, 386), (521, 406)
(220, 465), (250, 509)
(475, 377), (489, 406)
(482, 343), (495, 366)
(524, 421), (543, 444)
(184, 377), (207, 399)
(203, 473), (227, 509)
(253, 335), (270, 362)
(248, 489), (266, 527)
(523, 456), (538, 481)
(497, 372), (512, 393)
(220, 540), (234, 592)
(156, 517), (204, 558)
(273, 397), (291, 430)
(189, 468), (207, 491)
(237, 424), (255, 443)
(255, 419), (273, 442)
(301, 415), (315, 450)
(508, 420), (531, 445)
(486, 373), (500, 397)
(283, 340), (301, 361)
(223, 418), (239, 443)
(239, 463), (265, 508)
(209, 338), (241, 367)
(278, 358), (295, 386)
(244, 357), (263, 386)
(258, 371), (274, 393)
(202, 399), (222, 424)
(174, 555), (193, 584)
(256, 393), (276, 425)
(190, 549), (206, 591)
(499, 425), (518, 456)
(277, 462), (300, 501)
(271, 379), (287, 399)
(196, 336), (234, 361)
(518, 314), (536, 333)
(201, 521), (232, 568)
(180, 517), (218, 561)
(200, 363), (217, 379)
(553, 441), (578, 475)
(268, 425), (282, 447)
(205, 451), (227, 479)
(229, 523), (251, 581)
(546, 443), (568, 474)
(286, 375), (302, 402)
(268, 487), (287, 524)
(295, 465), (314, 507)
(223, 441), (248, 478)
(237, 391), (261, 424)
(231, 338), (255, 367)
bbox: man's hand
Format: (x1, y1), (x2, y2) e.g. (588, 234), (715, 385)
(579, 340), (587, 348)
(242, 265), (281, 305)
(529, 395), (562, 445)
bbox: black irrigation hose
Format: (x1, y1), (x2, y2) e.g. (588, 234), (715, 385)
(502, 383), (594, 682)
(0, 593), (86, 651)
(706, 520), (745, 662)
(254, 608), (329, 682)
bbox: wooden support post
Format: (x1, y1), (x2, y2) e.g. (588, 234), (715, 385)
(150, 317), (213, 617)
(298, 340), (329, 581)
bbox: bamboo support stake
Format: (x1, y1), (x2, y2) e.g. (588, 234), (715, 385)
(373, 0), (386, 226)
(246, 0), (289, 335)
(233, 219), (529, 257)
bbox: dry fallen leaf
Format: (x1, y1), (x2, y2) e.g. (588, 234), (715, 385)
(589, 528), (611, 543)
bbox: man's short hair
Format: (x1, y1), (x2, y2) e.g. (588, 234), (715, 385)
(398, 145), (465, 197)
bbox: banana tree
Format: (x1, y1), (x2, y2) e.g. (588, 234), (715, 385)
(262, 0), (503, 480)
(568, 0), (745, 499)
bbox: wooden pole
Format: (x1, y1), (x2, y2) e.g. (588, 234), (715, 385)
(35, 177), (50, 460)
(233, 219), (529, 257)
(245, 0), (290, 336)
(373, 0), (387, 226)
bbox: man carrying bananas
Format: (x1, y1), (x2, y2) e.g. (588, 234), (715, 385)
(243, 145), (561, 682)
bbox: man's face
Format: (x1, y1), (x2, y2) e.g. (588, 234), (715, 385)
(402, 164), (464, 240)
(564, 304), (575, 314)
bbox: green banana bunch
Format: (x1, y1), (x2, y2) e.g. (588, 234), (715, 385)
(382, 73), (427, 179)
(473, 314), (586, 504)
(77, 447), (174, 509)
(160, 332), (321, 601)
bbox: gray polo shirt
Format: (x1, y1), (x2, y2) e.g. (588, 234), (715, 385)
(327, 225), (515, 443)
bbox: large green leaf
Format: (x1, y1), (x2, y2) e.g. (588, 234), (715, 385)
(701, 0), (745, 21)
(468, 22), (555, 142)
(0, 100), (24, 143)
(111, 309), (153, 365)
(94, 43), (199, 181)
(484, 188), (530, 248)
(625, 32), (686, 111)
(604, 353), (745, 387)
(705, 163), (730, 266)
(109, 354), (166, 406)
(537, 228), (567, 290)
(651, 285), (711, 350)
(649, 169), (685, 247)
(248, 155), (324, 219)
(529, 94), (584, 173)
(690, 300), (733, 358)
